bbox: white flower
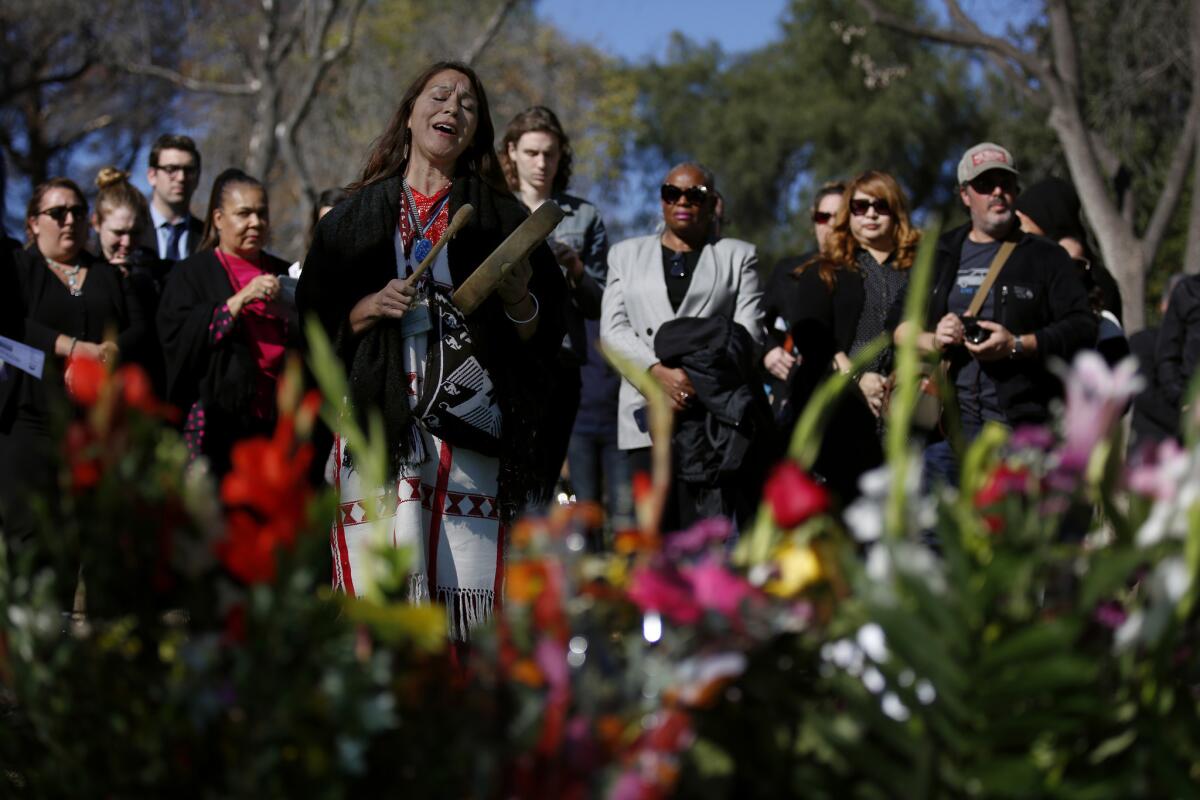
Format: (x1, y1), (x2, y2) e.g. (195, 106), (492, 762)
(881, 691), (911, 721)
(1151, 557), (1191, 605)
(856, 622), (888, 662)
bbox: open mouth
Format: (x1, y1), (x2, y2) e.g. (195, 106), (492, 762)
(433, 122), (457, 136)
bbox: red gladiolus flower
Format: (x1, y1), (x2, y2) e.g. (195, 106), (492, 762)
(215, 421), (314, 584)
(974, 463), (1029, 534)
(115, 364), (156, 414)
(64, 354), (107, 406)
(764, 461), (829, 528)
(64, 421), (101, 489)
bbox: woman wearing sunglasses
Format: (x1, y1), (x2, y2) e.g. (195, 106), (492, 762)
(799, 170), (920, 417)
(0, 178), (145, 546)
(601, 162), (766, 529)
(776, 171), (919, 500)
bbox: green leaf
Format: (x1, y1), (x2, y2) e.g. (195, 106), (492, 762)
(1080, 549), (1144, 609)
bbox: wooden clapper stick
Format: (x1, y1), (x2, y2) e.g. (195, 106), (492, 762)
(451, 201), (565, 314)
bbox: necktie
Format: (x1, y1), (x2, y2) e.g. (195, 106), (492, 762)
(165, 221), (185, 261)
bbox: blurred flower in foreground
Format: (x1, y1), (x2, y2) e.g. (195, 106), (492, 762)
(1057, 353), (1143, 471)
(763, 461), (830, 528)
(216, 408), (314, 584)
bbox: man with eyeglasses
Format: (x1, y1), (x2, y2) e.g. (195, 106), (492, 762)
(138, 134), (203, 262)
(890, 142), (1096, 488)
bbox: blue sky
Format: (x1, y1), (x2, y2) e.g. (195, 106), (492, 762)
(537, 0), (791, 61)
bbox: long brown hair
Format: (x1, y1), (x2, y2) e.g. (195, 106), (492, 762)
(499, 105), (574, 194)
(350, 61), (505, 193)
(798, 170), (920, 290)
(199, 168), (266, 251)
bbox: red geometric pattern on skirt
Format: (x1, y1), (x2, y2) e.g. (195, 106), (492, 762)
(337, 479), (498, 525)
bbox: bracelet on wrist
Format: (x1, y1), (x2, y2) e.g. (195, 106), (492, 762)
(503, 290), (531, 308)
(68, 337), (77, 357)
(504, 292), (539, 324)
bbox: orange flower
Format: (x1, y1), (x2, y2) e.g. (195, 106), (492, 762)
(510, 658), (544, 687)
(507, 561), (548, 603)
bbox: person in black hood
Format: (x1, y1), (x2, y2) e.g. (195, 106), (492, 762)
(1015, 175), (1124, 323)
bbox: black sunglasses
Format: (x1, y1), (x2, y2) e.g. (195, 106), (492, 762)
(668, 251), (689, 279)
(967, 172), (1018, 195)
(848, 198), (892, 217)
(154, 163), (198, 177)
(661, 184), (710, 206)
(812, 211), (835, 224)
(38, 204), (87, 224)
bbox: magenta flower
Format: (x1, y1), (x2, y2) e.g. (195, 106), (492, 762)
(663, 516), (733, 560)
(687, 558), (759, 620)
(1058, 352), (1143, 471)
(628, 563), (703, 625)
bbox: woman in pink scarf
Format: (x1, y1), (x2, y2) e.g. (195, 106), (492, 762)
(158, 168), (299, 475)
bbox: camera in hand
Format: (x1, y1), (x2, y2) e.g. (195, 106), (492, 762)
(962, 317), (989, 345)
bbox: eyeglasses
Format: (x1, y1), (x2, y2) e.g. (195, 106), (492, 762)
(660, 184), (710, 206)
(967, 173), (1018, 195)
(668, 251), (689, 279)
(154, 163), (198, 177)
(38, 204), (87, 224)
(848, 198), (892, 217)
(812, 211), (835, 224)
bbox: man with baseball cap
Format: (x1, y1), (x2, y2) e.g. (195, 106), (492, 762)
(890, 142), (1097, 487)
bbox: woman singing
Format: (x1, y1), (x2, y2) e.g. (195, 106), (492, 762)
(298, 61), (565, 637)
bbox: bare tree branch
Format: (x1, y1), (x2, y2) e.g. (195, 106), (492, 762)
(1145, 0), (1200, 263)
(281, 0), (366, 216)
(121, 61), (260, 95)
(461, 0), (521, 66)
(857, 0), (1050, 83)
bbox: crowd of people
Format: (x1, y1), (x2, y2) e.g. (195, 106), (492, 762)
(1, 60), (1196, 636)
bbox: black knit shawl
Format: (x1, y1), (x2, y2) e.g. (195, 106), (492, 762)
(157, 248), (296, 417)
(296, 173), (567, 518)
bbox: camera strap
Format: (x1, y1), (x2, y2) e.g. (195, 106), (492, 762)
(965, 238), (1017, 318)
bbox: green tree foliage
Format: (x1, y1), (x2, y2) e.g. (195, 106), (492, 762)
(627, 0), (986, 260)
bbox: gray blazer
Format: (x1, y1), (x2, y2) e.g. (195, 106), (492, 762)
(600, 234), (764, 449)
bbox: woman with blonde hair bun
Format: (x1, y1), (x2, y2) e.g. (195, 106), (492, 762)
(92, 166), (170, 393)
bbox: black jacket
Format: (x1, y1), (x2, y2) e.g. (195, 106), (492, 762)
(157, 248), (298, 418)
(2, 245), (145, 432)
(1155, 274), (1200, 422)
(654, 316), (777, 491)
(889, 223), (1098, 425)
(1131, 326), (1178, 443)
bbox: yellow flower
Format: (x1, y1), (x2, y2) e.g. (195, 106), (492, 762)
(766, 543), (824, 597)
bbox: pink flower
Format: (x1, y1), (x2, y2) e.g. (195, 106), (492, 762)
(763, 460), (830, 527)
(1059, 353), (1143, 471)
(1126, 438), (1188, 503)
(663, 517), (733, 559)
(628, 564), (702, 624)
(687, 558), (759, 619)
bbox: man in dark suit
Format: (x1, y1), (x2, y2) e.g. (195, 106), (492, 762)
(138, 134), (204, 261)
